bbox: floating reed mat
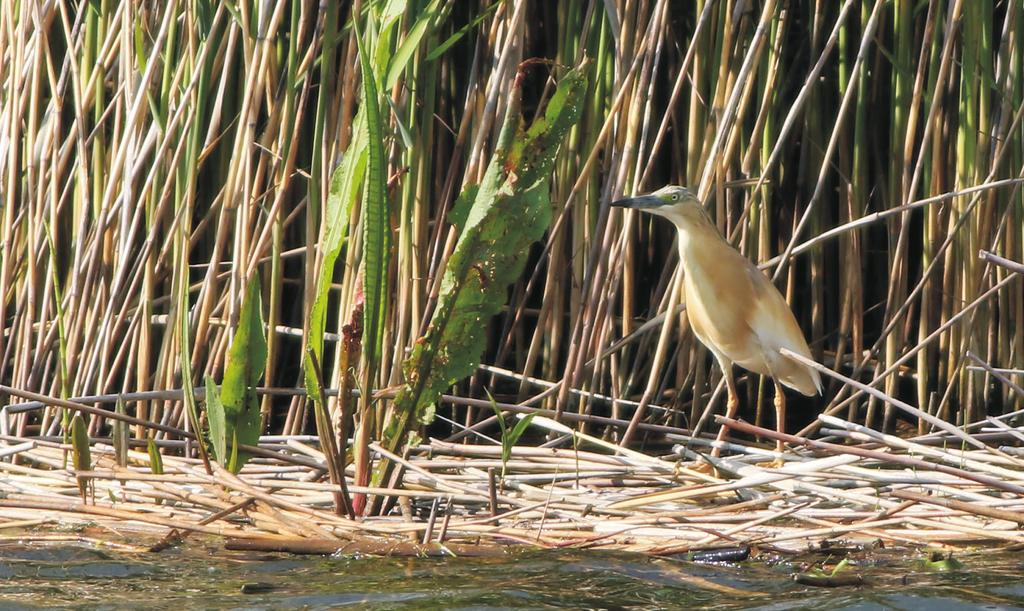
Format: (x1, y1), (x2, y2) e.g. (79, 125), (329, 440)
(1, 411), (1024, 557)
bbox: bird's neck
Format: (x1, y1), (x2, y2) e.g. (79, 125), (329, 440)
(672, 213), (726, 269)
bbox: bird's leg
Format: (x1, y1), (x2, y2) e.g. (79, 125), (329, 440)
(773, 379), (786, 455)
(711, 364), (739, 458)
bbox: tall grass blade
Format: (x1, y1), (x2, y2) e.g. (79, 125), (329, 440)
(355, 19), (390, 374)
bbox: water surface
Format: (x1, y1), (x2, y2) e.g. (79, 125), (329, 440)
(0, 541), (1020, 609)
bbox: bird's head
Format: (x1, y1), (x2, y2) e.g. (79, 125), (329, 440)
(610, 185), (707, 227)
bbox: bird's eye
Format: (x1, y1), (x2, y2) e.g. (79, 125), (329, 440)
(671, 193), (679, 201)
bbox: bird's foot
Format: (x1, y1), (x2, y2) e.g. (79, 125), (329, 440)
(755, 455), (788, 469)
(688, 461), (716, 475)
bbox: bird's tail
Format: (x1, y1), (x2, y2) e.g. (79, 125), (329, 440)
(779, 356), (822, 396)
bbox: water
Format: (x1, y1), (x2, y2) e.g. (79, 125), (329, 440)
(0, 541), (1021, 609)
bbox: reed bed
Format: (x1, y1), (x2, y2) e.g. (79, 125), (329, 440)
(1, 0), (1024, 548)
(0, 407), (1023, 556)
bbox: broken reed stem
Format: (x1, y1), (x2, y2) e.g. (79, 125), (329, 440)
(717, 416), (1024, 495)
(888, 489), (1024, 525)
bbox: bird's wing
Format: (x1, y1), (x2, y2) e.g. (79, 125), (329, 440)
(682, 240), (764, 368)
(745, 265), (822, 396)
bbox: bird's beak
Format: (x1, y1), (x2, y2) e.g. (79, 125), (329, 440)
(610, 194), (662, 210)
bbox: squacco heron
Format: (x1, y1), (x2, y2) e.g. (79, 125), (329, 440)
(612, 185), (821, 455)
